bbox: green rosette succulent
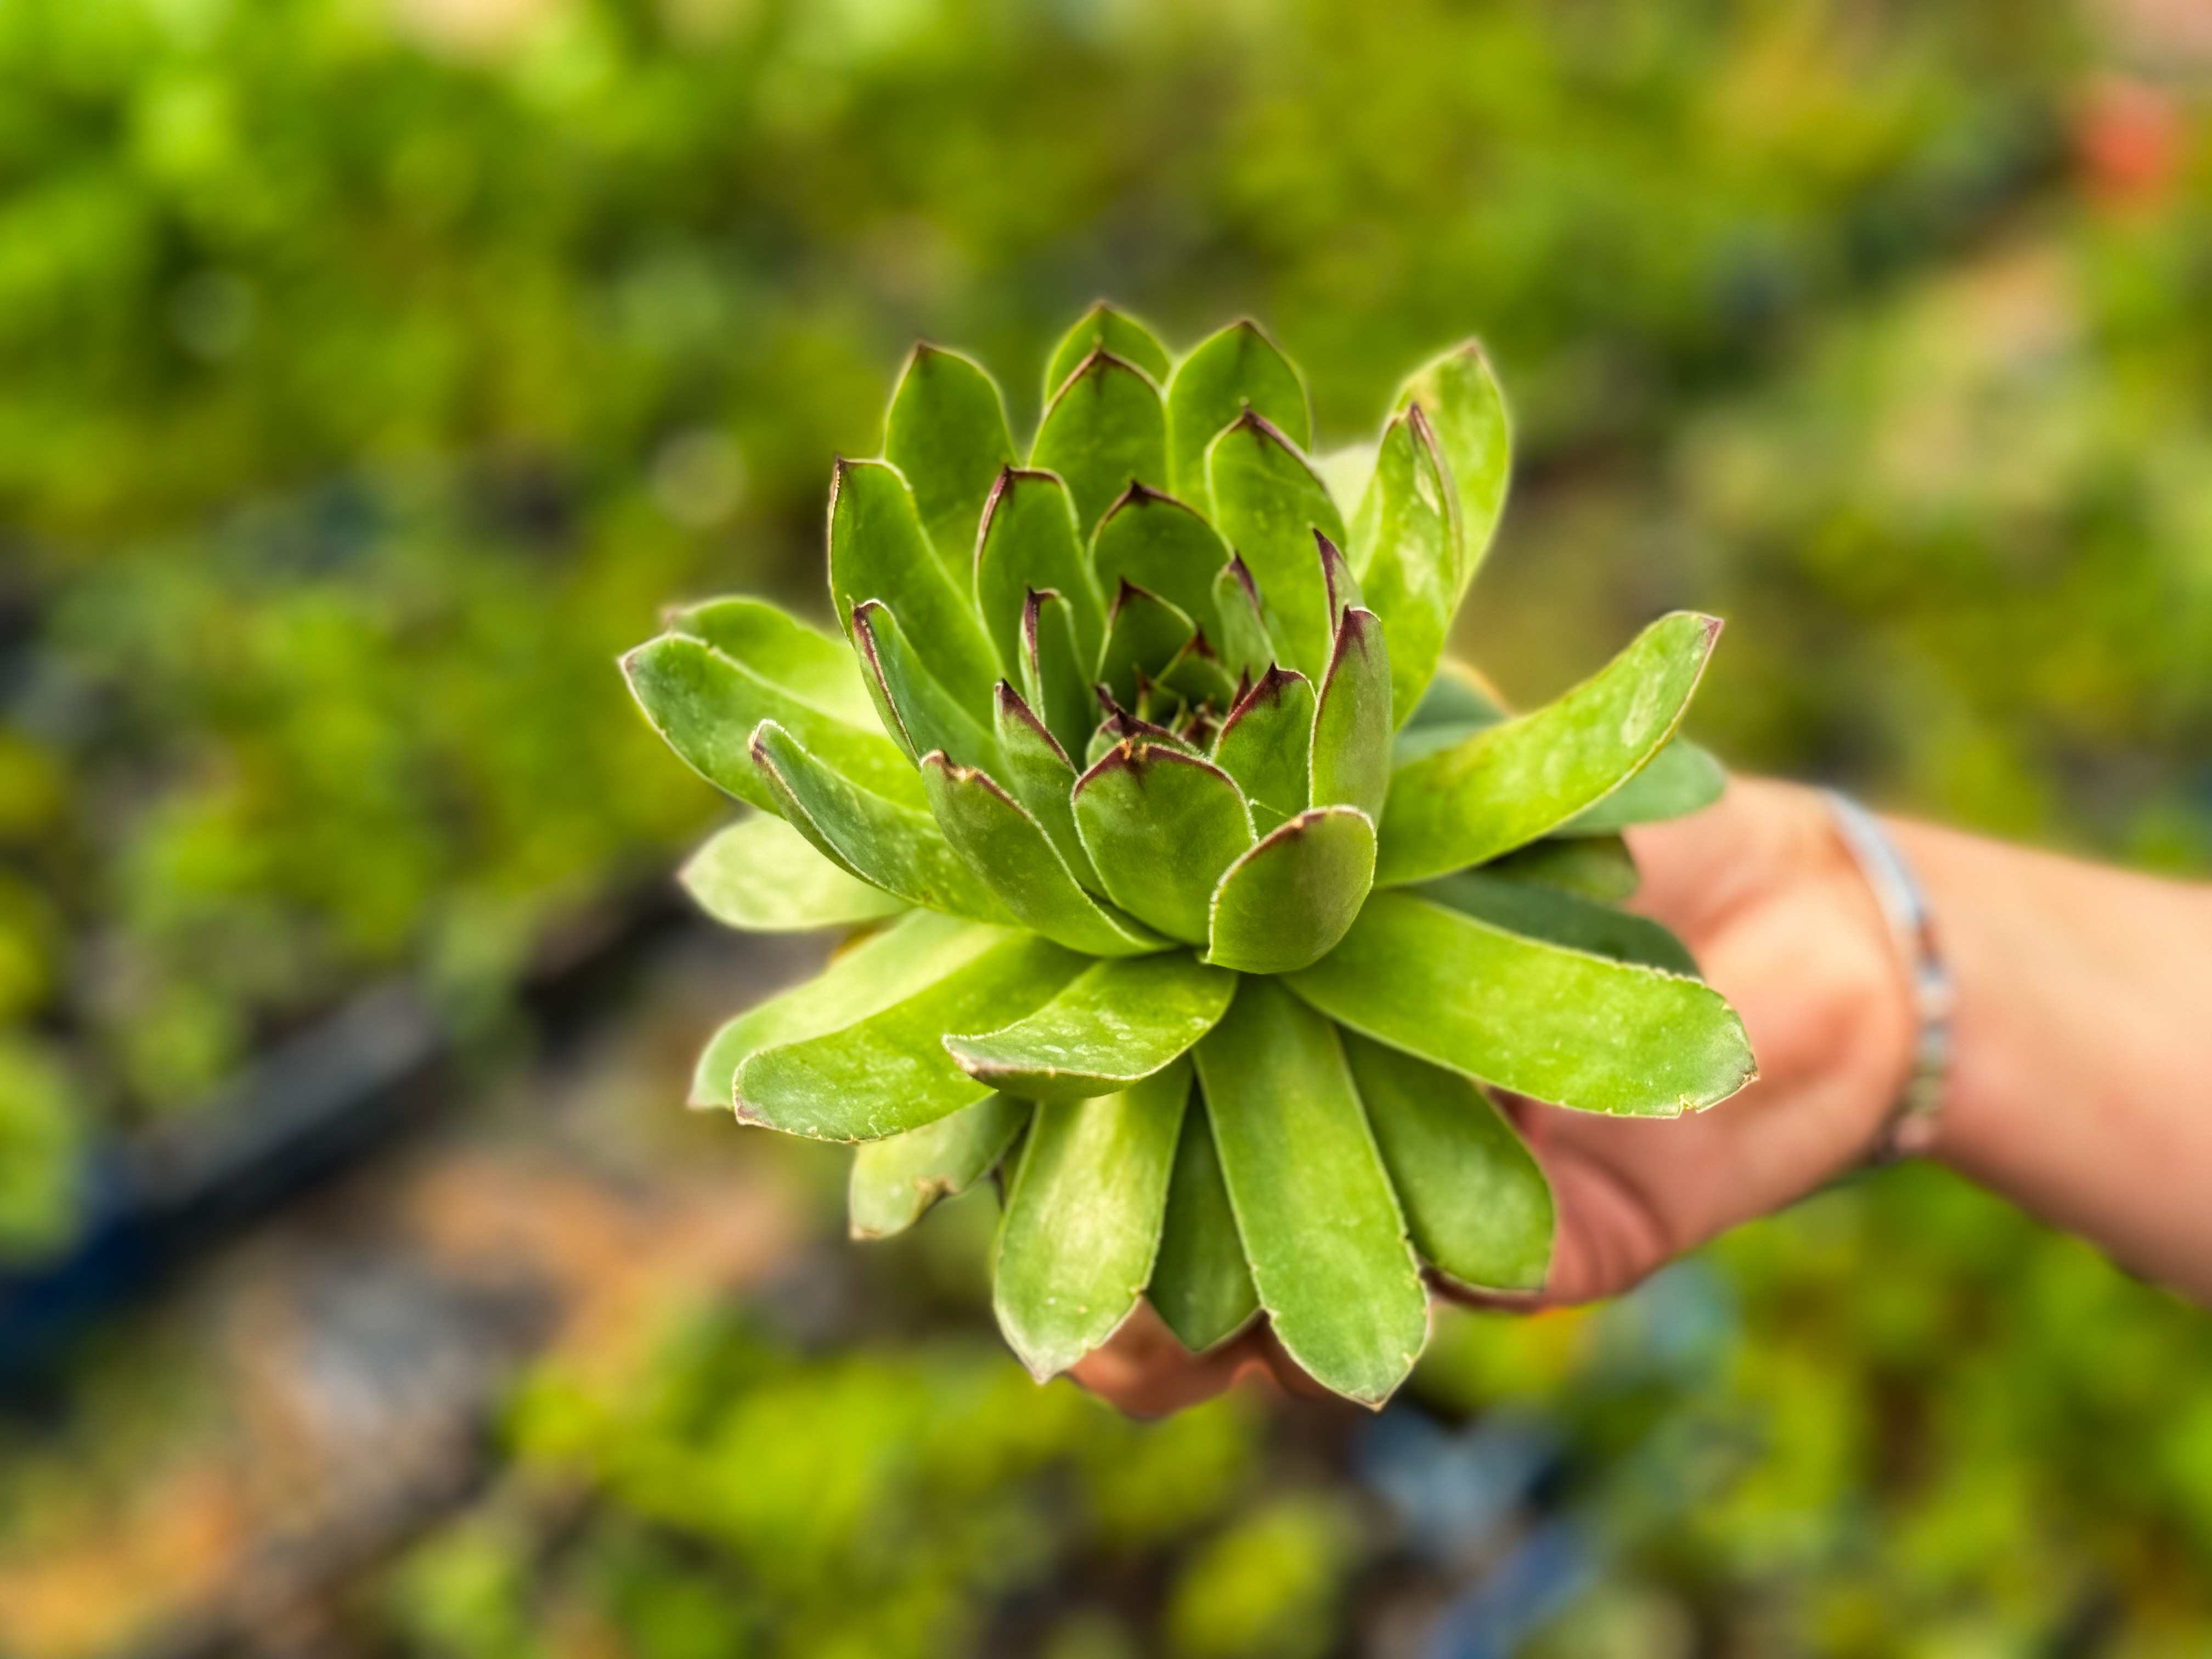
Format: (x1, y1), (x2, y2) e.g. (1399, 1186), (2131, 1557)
(623, 304), (1754, 1406)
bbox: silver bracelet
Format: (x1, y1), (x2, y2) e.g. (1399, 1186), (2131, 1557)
(1822, 790), (1955, 1163)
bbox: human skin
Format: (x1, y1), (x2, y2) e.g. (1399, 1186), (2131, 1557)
(1071, 777), (2212, 1417)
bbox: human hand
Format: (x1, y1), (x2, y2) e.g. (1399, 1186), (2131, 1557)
(1073, 776), (1918, 1411)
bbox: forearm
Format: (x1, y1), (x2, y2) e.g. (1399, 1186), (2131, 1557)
(1895, 819), (2212, 1304)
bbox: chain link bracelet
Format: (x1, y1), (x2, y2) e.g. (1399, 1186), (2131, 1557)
(1822, 790), (1955, 1163)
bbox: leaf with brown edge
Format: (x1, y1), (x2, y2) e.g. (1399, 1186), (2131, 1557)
(1350, 404), (1458, 727)
(1030, 350), (1168, 534)
(1020, 587), (1097, 763)
(1043, 300), (1170, 400)
(1204, 805), (1375, 974)
(974, 468), (1102, 682)
(992, 682), (1102, 892)
(919, 752), (1167, 957)
(1072, 742), (1255, 944)
(853, 599), (1001, 776)
(1211, 665), (1313, 832)
(1310, 608), (1392, 820)
(1164, 319), (1311, 509)
(882, 343), (1016, 591)
(1206, 409), (1346, 682)
(1091, 483), (1230, 645)
(827, 458), (999, 721)
(751, 720), (1012, 924)
(1210, 554), (1286, 682)
(1096, 579), (1197, 711)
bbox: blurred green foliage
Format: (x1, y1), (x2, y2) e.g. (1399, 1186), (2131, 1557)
(5, 0), (2212, 1649)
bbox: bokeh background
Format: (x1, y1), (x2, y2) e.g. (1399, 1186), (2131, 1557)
(5, 0), (2212, 1653)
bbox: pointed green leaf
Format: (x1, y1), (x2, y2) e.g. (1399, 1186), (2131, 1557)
(944, 952), (1234, 1104)
(1316, 528), (1364, 623)
(1090, 483), (1230, 647)
(1487, 834), (1641, 902)
(974, 469), (1102, 682)
(919, 753), (1166, 956)
(853, 599), (1001, 775)
(992, 682), (1102, 891)
(849, 1094), (1030, 1240)
(1376, 613), (1723, 885)
(1020, 588), (1097, 763)
(1206, 411), (1346, 681)
(1205, 806), (1375, 974)
(1556, 738), (1726, 834)
(1030, 351), (1169, 534)
(1193, 978), (1426, 1407)
(1147, 1092), (1259, 1352)
(691, 910), (997, 1105)
(737, 932), (1088, 1141)
(1097, 580), (1197, 710)
(1073, 743), (1255, 944)
(1156, 629), (1238, 710)
(1086, 699), (1200, 768)
(623, 634), (922, 813)
(1044, 301), (1171, 399)
(751, 721), (1012, 923)
(993, 1060), (1187, 1379)
(1211, 665), (1313, 832)
(1310, 608), (1392, 820)
(1344, 1034), (1552, 1293)
(1210, 555), (1286, 682)
(882, 343), (1017, 591)
(1351, 406), (1458, 727)
(680, 814), (907, 933)
(827, 458), (999, 721)
(1286, 891), (1754, 1116)
(1395, 342), (1511, 597)
(670, 597), (878, 729)
(1164, 320), (1311, 508)
(1419, 869), (1697, 975)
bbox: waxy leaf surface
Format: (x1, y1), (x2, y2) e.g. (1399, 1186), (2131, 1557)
(827, 458), (998, 721)
(993, 683), (1101, 891)
(1148, 1094), (1259, 1352)
(1030, 352), (1167, 534)
(1344, 1034), (1553, 1293)
(1211, 666), (1313, 832)
(1395, 343), (1511, 596)
(1486, 834), (1640, 902)
(1351, 408), (1458, 727)
(1556, 737), (1726, 834)
(1419, 870), (1697, 975)
(849, 1093), (1029, 1240)
(1165, 321), (1310, 508)
(1206, 413), (1346, 681)
(1044, 301), (1170, 398)
(974, 470), (1101, 682)
(882, 345), (1015, 590)
(751, 721), (1011, 923)
(680, 814), (906, 933)
(1097, 581), (1197, 710)
(1194, 978), (1426, 1407)
(919, 754), (1164, 956)
(1074, 744), (1255, 944)
(1020, 588), (1096, 763)
(670, 597), (877, 729)
(1210, 556), (1285, 682)
(1310, 608), (1392, 820)
(994, 1062), (1187, 1379)
(737, 932), (1087, 1140)
(1378, 612), (1721, 885)
(854, 600), (1001, 775)
(624, 633), (920, 813)
(1287, 891), (1754, 1116)
(1205, 806), (1375, 974)
(943, 952), (1233, 1103)
(1091, 485), (1229, 645)
(690, 911), (997, 1105)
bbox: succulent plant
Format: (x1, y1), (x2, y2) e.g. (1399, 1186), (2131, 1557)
(623, 304), (1753, 1406)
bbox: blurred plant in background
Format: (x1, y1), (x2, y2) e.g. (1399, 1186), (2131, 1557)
(5, 0), (2212, 1650)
